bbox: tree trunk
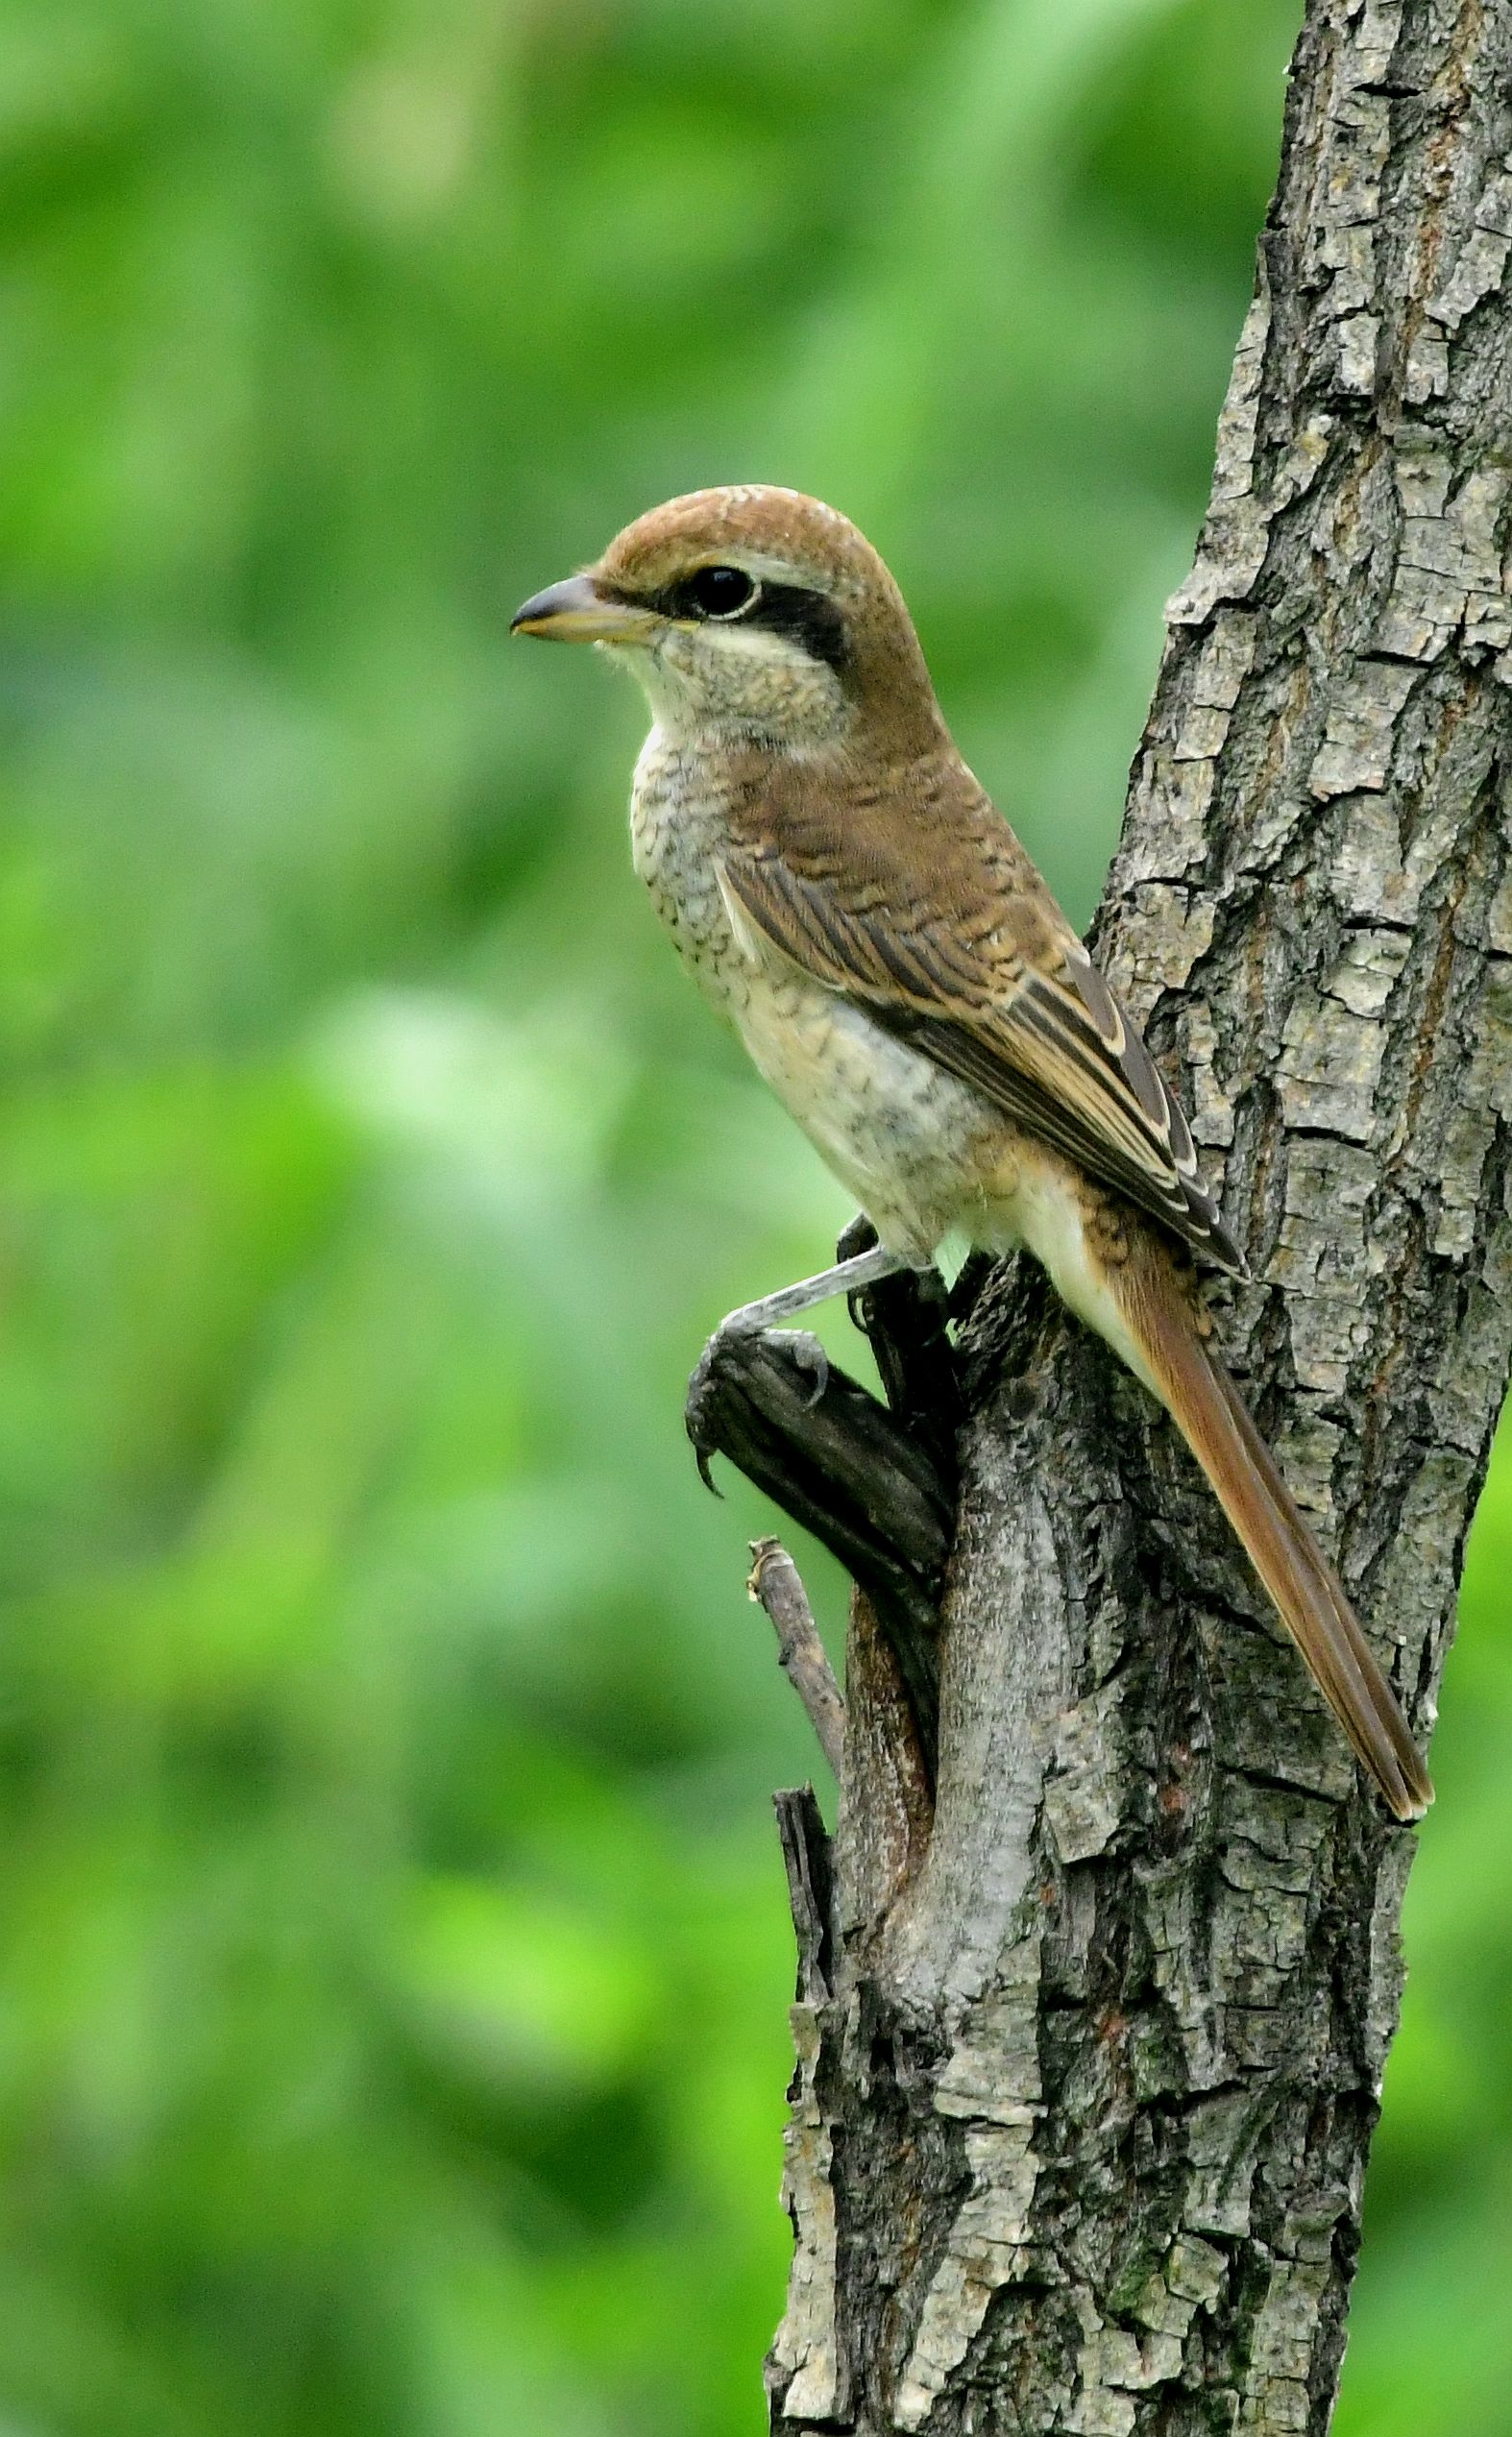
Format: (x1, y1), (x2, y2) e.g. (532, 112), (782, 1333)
(765, 3), (1512, 2428)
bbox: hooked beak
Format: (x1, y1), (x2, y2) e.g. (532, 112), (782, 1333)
(509, 573), (660, 645)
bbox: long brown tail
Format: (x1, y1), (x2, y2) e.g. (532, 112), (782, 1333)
(1116, 1250), (1432, 1822)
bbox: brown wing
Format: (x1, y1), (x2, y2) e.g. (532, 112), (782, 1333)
(719, 830), (1246, 1278)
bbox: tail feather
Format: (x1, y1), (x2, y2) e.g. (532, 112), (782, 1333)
(1122, 1257), (1432, 1822)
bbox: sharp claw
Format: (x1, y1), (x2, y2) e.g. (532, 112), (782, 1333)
(782, 1329), (829, 1406)
(685, 1339), (728, 1496)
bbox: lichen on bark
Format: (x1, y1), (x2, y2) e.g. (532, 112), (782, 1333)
(768, 2), (1512, 2429)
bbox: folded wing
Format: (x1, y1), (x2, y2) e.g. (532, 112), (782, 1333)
(719, 826), (1245, 1277)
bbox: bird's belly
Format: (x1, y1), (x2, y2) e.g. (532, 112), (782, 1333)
(733, 980), (1004, 1261)
(630, 742), (1040, 1262)
(745, 973), (1158, 1386)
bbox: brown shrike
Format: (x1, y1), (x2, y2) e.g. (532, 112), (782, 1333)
(513, 484), (1431, 1822)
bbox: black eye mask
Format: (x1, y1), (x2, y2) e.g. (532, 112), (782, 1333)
(604, 570), (851, 676)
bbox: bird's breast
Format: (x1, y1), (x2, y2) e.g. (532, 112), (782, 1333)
(630, 728), (750, 1011)
(628, 731), (1013, 1260)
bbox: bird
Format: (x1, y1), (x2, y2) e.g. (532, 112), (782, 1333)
(512, 483), (1432, 1822)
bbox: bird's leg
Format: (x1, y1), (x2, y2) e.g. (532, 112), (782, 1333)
(719, 1240), (910, 1337)
(705, 1241), (910, 1406)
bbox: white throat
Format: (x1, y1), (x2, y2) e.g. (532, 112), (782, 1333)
(604, 623), (849, 748)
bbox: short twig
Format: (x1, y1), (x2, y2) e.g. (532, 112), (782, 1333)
(748, 1537), (846, 1777)
(686, 1282), (954, 1776)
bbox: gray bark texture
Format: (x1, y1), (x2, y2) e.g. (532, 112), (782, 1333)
(766, 3), (1512, 2429)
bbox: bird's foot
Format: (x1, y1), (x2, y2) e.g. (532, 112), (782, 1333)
(711, 1308), (831, 1404)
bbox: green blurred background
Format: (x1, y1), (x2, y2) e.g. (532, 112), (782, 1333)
(0, 0), (1507, 2430)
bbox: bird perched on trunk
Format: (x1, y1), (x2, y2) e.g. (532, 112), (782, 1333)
(512, 483), (1431, 1822)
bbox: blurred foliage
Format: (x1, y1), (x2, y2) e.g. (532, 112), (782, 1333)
(0, 0), (1504, 2431)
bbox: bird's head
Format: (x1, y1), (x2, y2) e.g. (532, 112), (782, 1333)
(511, 486), (944, 753)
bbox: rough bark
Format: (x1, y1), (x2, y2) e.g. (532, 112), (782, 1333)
(760, 4), (1512, 2430)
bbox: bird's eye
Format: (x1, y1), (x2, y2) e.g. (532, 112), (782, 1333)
(686, 565), (758, 620)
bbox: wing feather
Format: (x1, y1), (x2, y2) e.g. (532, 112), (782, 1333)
(719, 848), (1246, 1277)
